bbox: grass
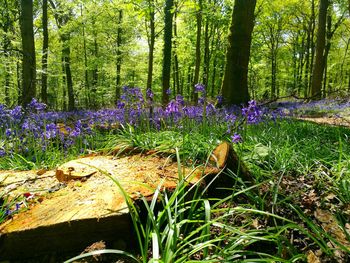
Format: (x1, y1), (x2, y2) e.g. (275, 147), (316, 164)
(2, 100), (350, 261)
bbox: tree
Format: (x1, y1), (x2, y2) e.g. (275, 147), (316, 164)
(192, 0), (202, 103)
(145, 0), (156, 95)
(161, 0), (174, 105)
(41, 0), (49, 105)
(221, 0), (257, 106)
(310, 0), (328, 99)
(20, 0), (36, 107)
(49, 0), (75, 111)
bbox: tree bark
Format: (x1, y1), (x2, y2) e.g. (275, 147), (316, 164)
(311, 0), (328, 100)
(161, 0), (174, 105)
(116, 10), (123, 103)
(221, 0), (256, 106)
(2, 0), (11, 106)
(62, 34), (74, 111)
(81, 5), (90, 107)
(20, 0), (36, 107)
(146, 0), (155, 95)
(41, 0), (49, 105)
(173, 6), (180, 95)
(192, 0), (202, 103)
(49, 0), (75, 111)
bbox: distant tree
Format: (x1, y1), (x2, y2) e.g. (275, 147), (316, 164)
(115, 9), (123, 102)
(145, 0), (156, 95)
(192, 0), (202, 103)
(221, 0), (256, 105)
(1, 0), (13, 106)
(20, 0), (36, 107)
(41, 0), (49, 105)
(162, 0), (174, 105)
(49, 0), (75, 111)
(310, 0), (328, 99)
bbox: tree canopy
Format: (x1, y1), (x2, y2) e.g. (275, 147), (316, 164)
(0, 0), (349, 108)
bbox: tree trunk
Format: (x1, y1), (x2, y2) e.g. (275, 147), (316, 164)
(173, 7), (180, 95)
(192, 0), (202, 103)
(221, 0), (256, 106)
(161, 0), (174, 105)
(41, 0), (49, 105)
(116, 10), (123, 103)
(62, 34), (75, 111)
(311, 0), (328, 100)
(3, 0), (11, 106)
(146, 0), (155, 95)
(20, 0), (36, 107)
(49, 0), (74, 110)
(203, 7), (211, 90)
(304, 20), (312, 97)
(309, 0), (316, 96)
(81, 5), (90, 107)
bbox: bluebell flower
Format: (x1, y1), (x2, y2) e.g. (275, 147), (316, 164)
(5, 128), (12, 137)
(0, 149), (6, 157)
(231, 133), (242, 144)
(146, 88), (154, 100)
(216, 95), (223, 105)
(194, 83), (206, 93)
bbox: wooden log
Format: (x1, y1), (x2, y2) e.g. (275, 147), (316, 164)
(205, 141), (253, 195)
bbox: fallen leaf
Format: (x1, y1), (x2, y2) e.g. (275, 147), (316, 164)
(307, 250), (321, 263)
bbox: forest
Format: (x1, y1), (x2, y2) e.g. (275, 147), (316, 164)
(1, 0), (350, 262)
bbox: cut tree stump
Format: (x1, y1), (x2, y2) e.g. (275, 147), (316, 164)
(0, 141), (251, 261)
(209, 141), (253, 184)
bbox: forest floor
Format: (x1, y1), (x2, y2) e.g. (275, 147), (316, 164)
(1, 98), (350, 262)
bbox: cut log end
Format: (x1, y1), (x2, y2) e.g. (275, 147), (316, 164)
(210, 141), (253, 185)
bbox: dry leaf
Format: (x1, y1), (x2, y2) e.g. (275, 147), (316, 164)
(307, 250), (321, 263)
(324, 193), (336, 201)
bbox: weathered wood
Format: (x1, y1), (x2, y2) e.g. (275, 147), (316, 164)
(0, 154), (201, 261)
(209, 141), (253, 189)
(0, 142), (247, 261)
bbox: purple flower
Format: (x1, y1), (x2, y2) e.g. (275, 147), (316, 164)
(146, 89), (154, 100)
(10, 106), (23, 121)
(27, 98), (47, 112)
(5, 128), (12, 137)
(242, 100), (263, 124)
(194, 83), (206, 93)
(176, 95), (185, 106)
(231, 133), (242, 144)
(116, 100), (125, 109)
(166, 89), (171, 96)
(216, 95), (223, 105)
(0, 149), (6, 157)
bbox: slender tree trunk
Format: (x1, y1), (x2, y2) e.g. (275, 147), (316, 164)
(41, 0), (49, 105)
(173, 7), (180, 95)
(221, 0), (256, 106)
(17, 60), (21, 104)
(304, 21), (311, 97)
(61, 55), (67, 111)
(310, 0), (327, 99)
(49, 0), (74, 110)
(61, 33), (75, 111)
(116, 10), (123, 102)
(146, 0), (155, 94)
(203, 8), (211, 90)
(323, 13), (332, 98)
(3, 0), (11, 106)
(20, 0), (36, 107)
(271, 46), (277, 99)
(307, 0), (316, 96)
(81, 5), (90, 107)
(193, 0), (202, 102)
(161, 0), (174, 105)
